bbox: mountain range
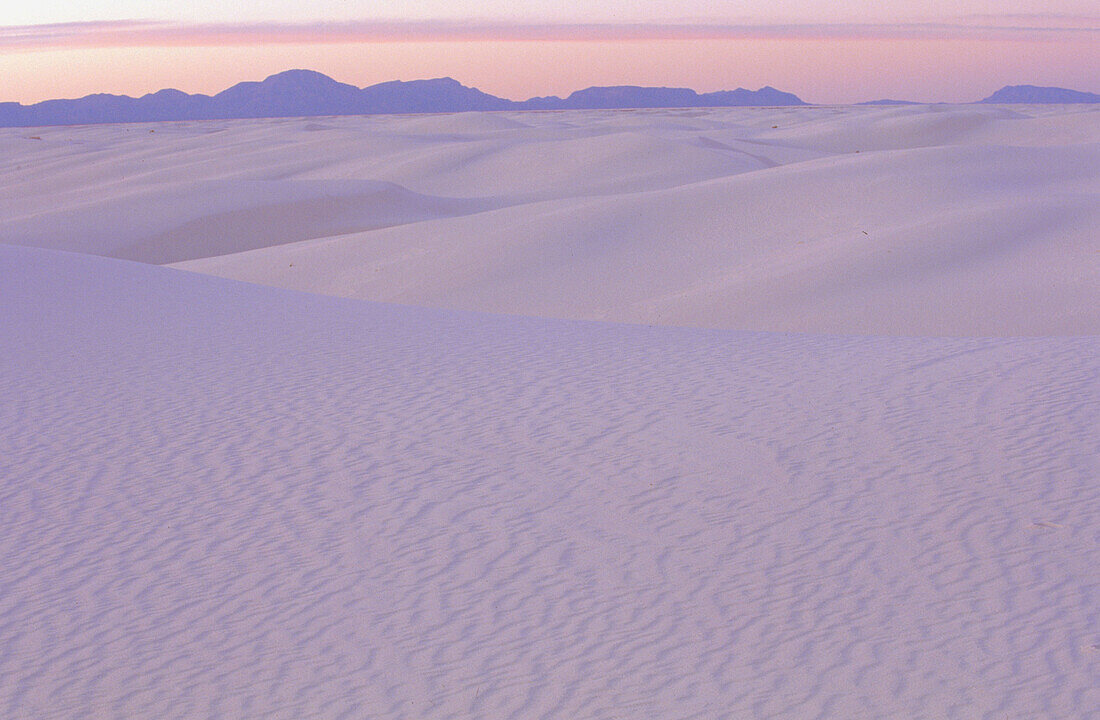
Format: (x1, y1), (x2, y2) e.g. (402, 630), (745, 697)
(0, 70), (803, 128)
(0, 71), (1096, 128)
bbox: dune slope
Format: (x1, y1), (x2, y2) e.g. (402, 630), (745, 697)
(3, 103), (1098, 335)
(2, 244), (1098, 718)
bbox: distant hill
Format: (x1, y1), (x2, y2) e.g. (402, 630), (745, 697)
(980, 85), (1100, 104)
(360, 77), (513, 113)
(546, 85), (700, 110)
(0, 70), (807, 128)
(857, 99), (922, 106)
(701, 87), (805, 107)
(520, 85), (805, 110)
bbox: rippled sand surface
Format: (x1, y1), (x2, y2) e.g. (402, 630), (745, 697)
(2, 104), (1098, 718)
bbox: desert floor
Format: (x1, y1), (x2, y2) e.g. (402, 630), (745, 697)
(2, 104), (1098, 718)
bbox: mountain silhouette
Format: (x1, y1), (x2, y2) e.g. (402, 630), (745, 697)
(0, 70), (808, 127)
(208, 69), (364, 117)
(550, 85), (701, 109)
(980, 85), (1100, 103)
(425, 84), (806, 111)
(360, 77), (513, 113)
(10, 72), (1096, 128)
(857, 99), (922, 106)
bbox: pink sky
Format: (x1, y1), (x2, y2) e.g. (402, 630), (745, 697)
(0, 17), (1097, 104)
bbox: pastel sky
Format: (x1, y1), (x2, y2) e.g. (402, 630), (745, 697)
(1, 1), (1097, 104)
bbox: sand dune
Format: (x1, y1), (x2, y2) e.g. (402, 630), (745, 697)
(177, 141), (1099, 335)
(4, 104), (1097, 334)
(2, 178), (495, 264)
(3, 244), (1098, 718)
(2, 103), (1098, 718)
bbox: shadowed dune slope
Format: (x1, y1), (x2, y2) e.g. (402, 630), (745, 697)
(178, 141), (1100, 335)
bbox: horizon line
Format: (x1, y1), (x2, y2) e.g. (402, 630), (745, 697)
(5, 69), (1096, 108)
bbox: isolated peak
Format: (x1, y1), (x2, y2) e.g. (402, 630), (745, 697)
(980, 84), (1100, 103)
(261, 69), (342, 87)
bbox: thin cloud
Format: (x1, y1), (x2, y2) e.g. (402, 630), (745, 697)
(954, 12), (1100, 25)
(1, 18), (1097, 50)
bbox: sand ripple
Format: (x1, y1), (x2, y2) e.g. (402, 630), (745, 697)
(2, 246), (1097, 718)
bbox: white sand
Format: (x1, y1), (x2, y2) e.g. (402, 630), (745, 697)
(1, 105), (1099, 718)
(3, 104), (1097, 335)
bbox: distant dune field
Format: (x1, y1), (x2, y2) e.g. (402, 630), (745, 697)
(1, 105), (1098, 719)
(3, 103), (1097, 335)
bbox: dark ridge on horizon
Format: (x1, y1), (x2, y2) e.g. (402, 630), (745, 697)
(0, 70), (1096, 128)
(0, 70), (805, 127)
(857, 99), (923, 106)
(978, 85), (1100, 104)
